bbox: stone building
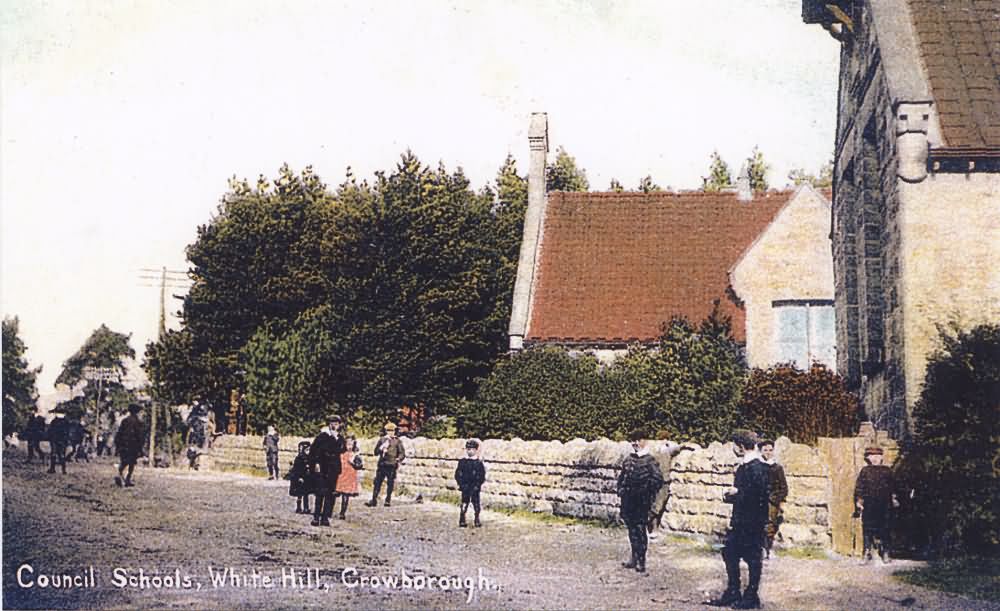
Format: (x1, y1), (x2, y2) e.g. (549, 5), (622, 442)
(508, 113), (836, 371)
(803, 1), (1000, 438)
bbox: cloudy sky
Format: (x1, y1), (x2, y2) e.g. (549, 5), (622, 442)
(1, 0), (840, 392)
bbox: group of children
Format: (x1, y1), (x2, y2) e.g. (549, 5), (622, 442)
(274, 426), (485, 527)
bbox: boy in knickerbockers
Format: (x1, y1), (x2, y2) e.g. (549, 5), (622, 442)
(455, 439), (486, 527)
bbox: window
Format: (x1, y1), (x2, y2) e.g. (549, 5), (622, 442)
(774, 300), (836, 371)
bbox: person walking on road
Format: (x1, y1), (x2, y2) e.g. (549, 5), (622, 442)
(308, 414), (346, 527)
(708, 430), (770, 609)
(24, 415), (47, 464)
(617, 429), (664, 573)
(46, 414), (70, 474)
(366, 422), (405, 508)
(114, 404), (146, 487)
(263, 425), (281, 480)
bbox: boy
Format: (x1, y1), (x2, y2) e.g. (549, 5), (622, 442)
(288, 441), (312, 514)
(759, 439), (788, 559)
(616, 429), (664, 573)
(455, 439), (486, 527)
(708, 430), (770, 609)
(366, 422), (405, 507)
(854, 446), (898, 563)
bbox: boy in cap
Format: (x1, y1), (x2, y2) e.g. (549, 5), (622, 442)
(708, 430), (770, 609)
(854, 446), (898, 563)
(366, 422), (406, 507)
(616, 429), (664, 573)
(288, 441), (312, 514)
(455, 439), (486, 527)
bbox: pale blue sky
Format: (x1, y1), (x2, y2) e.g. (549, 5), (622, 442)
(1, 0), (840, 392)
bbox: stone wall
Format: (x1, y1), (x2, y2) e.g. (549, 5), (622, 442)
(206, 434), (835, 547)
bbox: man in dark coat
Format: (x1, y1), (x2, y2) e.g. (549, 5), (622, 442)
(617, 429), (665, 573)
(760, 439), (788, 559)
(854, 446), (898, 563)
(455, 439), (486, 528)
(114, 404), (145, 487)
(46, 415), (70, 474)
(24, 415), (47, 463)
(366, 422), (406, 508)
(308, 414), (346, 527)
(709, 431), (770, 609)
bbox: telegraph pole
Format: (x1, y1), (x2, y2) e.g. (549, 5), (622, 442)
(138, 267), (190, 465)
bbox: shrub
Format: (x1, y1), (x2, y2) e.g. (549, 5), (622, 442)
(740, 363), (860, 444)
(457, 347), (613, 441)
(895, 323), (1000, 557)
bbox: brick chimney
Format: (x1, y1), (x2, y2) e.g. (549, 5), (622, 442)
(508, 113), (549, 350)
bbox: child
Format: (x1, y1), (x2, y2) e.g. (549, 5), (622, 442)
(854, 446), (898, 563)
(288, 441), (312, 514)
(263, 425), (281, 480)
(455, 439), (486, 527)
(335, 433), (361, 519)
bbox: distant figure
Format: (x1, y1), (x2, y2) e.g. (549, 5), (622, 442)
(46, 415), (70, 474)
(95, 430), (110, 457)
(366, 422), (405, 508)
(647, 439), (684, 539)
(185, 404), (209, 470)
(335, 433), (361, 520)
(288, 441), (313, 514)
(854, 446), (898, 564)
(24, 415), (47, 463)
(308, 414), (346, 527)
(263, 425), (281, 480)
(76, 432), (95, 463)
(455, 439), (486, 528)
(114, 404), (145, 488)
(617, 429), (664, 573)
(759, 439), (788, 560)
(67, 419), (86, 462)
(708, 431), (770, 609)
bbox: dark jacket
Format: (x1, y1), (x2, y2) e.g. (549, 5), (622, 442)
(375, 436), (406, 467)
(115, 414), (145, 461)
(725, 458), (771, 543)
(309, 430), (346, 491)
(854, 465), (895, 506)
(617, 452), (664, 523)
(768, 462), (788, 506)
(455, 458), (486, 491)
(24, 416), (46, 442)
(47, 416), (70, 446)
(288, 454), (313, 497)
(263, 433), (280, 454)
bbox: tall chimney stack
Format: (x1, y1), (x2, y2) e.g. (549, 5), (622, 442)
(508, 113), (549, 350)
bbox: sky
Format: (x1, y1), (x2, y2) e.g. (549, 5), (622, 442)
(1, 0), (840, 393)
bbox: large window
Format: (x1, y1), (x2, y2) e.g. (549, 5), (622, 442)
(774, 300), (836, 371)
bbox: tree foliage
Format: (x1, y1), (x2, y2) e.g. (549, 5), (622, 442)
(740, 363), (860, 444)
(638, 175), (663, 193)
(56, 324), (135, 388)
(788, 160), (833, 189)
(895, 323), (1000, 556)
(746, 146), (770, 192)
(702, 151), (732, 192)
(546, 146), (589, 192)
(2, 317), (40, 434)
(609, 178), (624, 192)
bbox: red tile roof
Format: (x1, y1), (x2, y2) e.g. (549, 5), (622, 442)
(909, 0), (1000, 148)
(526, 190), (793, 345)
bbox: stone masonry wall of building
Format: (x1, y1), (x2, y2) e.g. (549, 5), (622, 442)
(207, 434), (833, 547)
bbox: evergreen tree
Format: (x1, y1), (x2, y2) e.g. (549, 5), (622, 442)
(609, 178), (624, 192)
(546, 146), (589, 192)
(2, 317), (40, 434)
(746, 146), (770, 192)
(702, 151), (732, 192)
(638, 175), (663, 193)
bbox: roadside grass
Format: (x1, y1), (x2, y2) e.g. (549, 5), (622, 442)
(893, 556), (1000, 603)
(428, 491), (615, 528)
(777, 545), (828, 560)
(658, 534), (717, 555)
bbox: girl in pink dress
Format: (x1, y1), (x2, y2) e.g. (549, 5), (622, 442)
(335, 433), (361, 519)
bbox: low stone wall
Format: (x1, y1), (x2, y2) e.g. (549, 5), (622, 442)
(664, 437), (831, 547)
(206, 434), (832, 546)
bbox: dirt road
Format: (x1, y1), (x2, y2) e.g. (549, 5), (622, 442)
(2, 450), (989, 610)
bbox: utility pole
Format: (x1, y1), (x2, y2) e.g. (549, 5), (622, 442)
(138, 267), (190, 466)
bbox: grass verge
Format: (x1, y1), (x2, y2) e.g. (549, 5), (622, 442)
(776, 546), (828, 560)
(893, 556), (1000, 603)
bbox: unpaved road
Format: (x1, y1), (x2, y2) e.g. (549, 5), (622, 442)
(2, 448), (991, 610)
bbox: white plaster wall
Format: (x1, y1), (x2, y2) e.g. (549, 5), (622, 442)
(898, 173), (1000, 409)
(730, 187), (835, 369)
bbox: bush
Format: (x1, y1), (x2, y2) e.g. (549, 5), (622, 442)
(894, 323), (1000, 557)
(457, 347), (613, 441)
(740, 363), (860, 444)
